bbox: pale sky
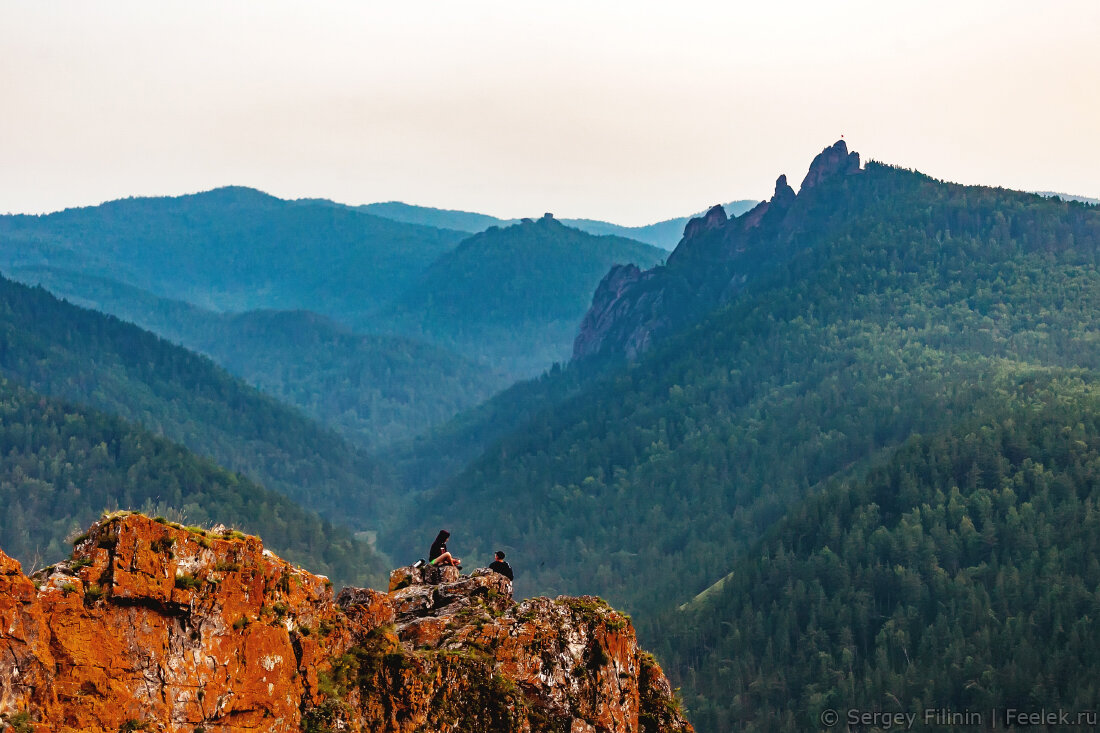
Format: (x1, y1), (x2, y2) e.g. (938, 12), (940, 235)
(2, 1), (1098, 225)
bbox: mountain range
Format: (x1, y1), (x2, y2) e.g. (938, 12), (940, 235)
(0, 273), (396, 534)
(2, 142), (1100, 731)
(8, 266), (511, 450)
(1, 187), (669, 391)
(378, 213), (666, 375)
(0, 186), (468, 317)
(358, 199), (761, 249)
(381, 142), (1100, 730)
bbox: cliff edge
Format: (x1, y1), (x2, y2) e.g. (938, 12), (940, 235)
(0, 513), (692, 733)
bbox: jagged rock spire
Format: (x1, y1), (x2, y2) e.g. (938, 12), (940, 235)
(800, 139), (862, 192)
(682, 203), (728, 240)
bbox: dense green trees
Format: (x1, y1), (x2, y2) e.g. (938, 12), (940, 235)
(391, 165), (1100, 610)
(0, 378), (384, 587)
(660, 387), (1100, 731)
(4, 161), (1100, 731)
(0, 274), (395, 526)
(379, 215), (666, 376)
(9, 268), (512, 450)
(189, 310), (511, 450)
(383, 163), (1100, 729)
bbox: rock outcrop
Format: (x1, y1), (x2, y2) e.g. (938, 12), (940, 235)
(680, 204), (727, 241)
(799, 139), (861, 192)
(572, 264), (668, 361)
(0, 513), (692, 733)
(572, 140), (862, 362)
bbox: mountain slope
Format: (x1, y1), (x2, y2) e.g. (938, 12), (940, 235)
(0, 186), (468, 321)
(387, 143), (1100, 616)
(0, 273), (394, 527)
(574, 141), (1100, 364)
(383, 359), (603, 492)
(379, 214), (666, 376)
(382, 146), (1100, 731)
(6, 266), (511, 450)
(660, 383), (1100, 731)
(183, 309), (511, 449)
(0, 378), (384, 587)
(359, 200), (508, 233)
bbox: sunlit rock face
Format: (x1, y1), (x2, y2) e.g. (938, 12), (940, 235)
(0, 514), (692, 733)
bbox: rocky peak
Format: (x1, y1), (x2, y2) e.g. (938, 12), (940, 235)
(0, 513), (692, 732)
(799, 139), (861, 192)
(772, 173), (797, 209)
(740, 175), (797, 230)
(682, 204), (728, 240)
(572, 140), (864, 363)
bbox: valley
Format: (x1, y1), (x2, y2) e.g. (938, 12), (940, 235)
(2, 142), (1099, 731)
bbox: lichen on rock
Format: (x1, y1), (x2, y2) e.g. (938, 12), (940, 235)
(0, 514), (692, 732)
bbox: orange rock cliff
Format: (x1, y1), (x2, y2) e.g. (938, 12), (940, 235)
(0, 513), (693, 732)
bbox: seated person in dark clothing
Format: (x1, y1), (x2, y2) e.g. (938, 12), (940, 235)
(429, 529), (461, 568)
(488, 550), (513, 580)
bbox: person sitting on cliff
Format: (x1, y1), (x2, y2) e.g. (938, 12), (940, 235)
(428, 529), (461, 569)
(488, 550), (513, 581)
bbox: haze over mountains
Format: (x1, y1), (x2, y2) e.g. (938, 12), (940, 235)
(0, 186), (467, 316)
(0, 274), (396, 527)
(1, 187), (671, 372)
(1, 142), (1100, 731)
(383, 142), (1100, 729)
(379, 213), (665, 374)
(1, 189), (672, 449)
(10, 267), (511, 450)
(358, 199), (760, 249)
(1036, 191), (1100, 206)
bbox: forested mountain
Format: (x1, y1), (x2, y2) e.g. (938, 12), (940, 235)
(6, 147), (1099, 731)
(0, 186), (467, 320)
(0, 186), (669, 385)
(574, 142), (1098, 365)
(7, 266), (510, 449)
(383, 360), (602, 492)
(378, 214), (666, 375)
(359, 201), (508, 234)
(0, 377), (385, 588)
(0, 273), (395, 526)
(360, 199), (759, 249)
(383, 143), (1100, 729)
(182, 310), (509, 450)
(660, 383), (1100, 731)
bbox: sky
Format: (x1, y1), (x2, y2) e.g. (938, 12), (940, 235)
(2, 0), (1099, 225)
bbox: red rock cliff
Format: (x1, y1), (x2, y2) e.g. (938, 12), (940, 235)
(0, 513), (693, 733)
